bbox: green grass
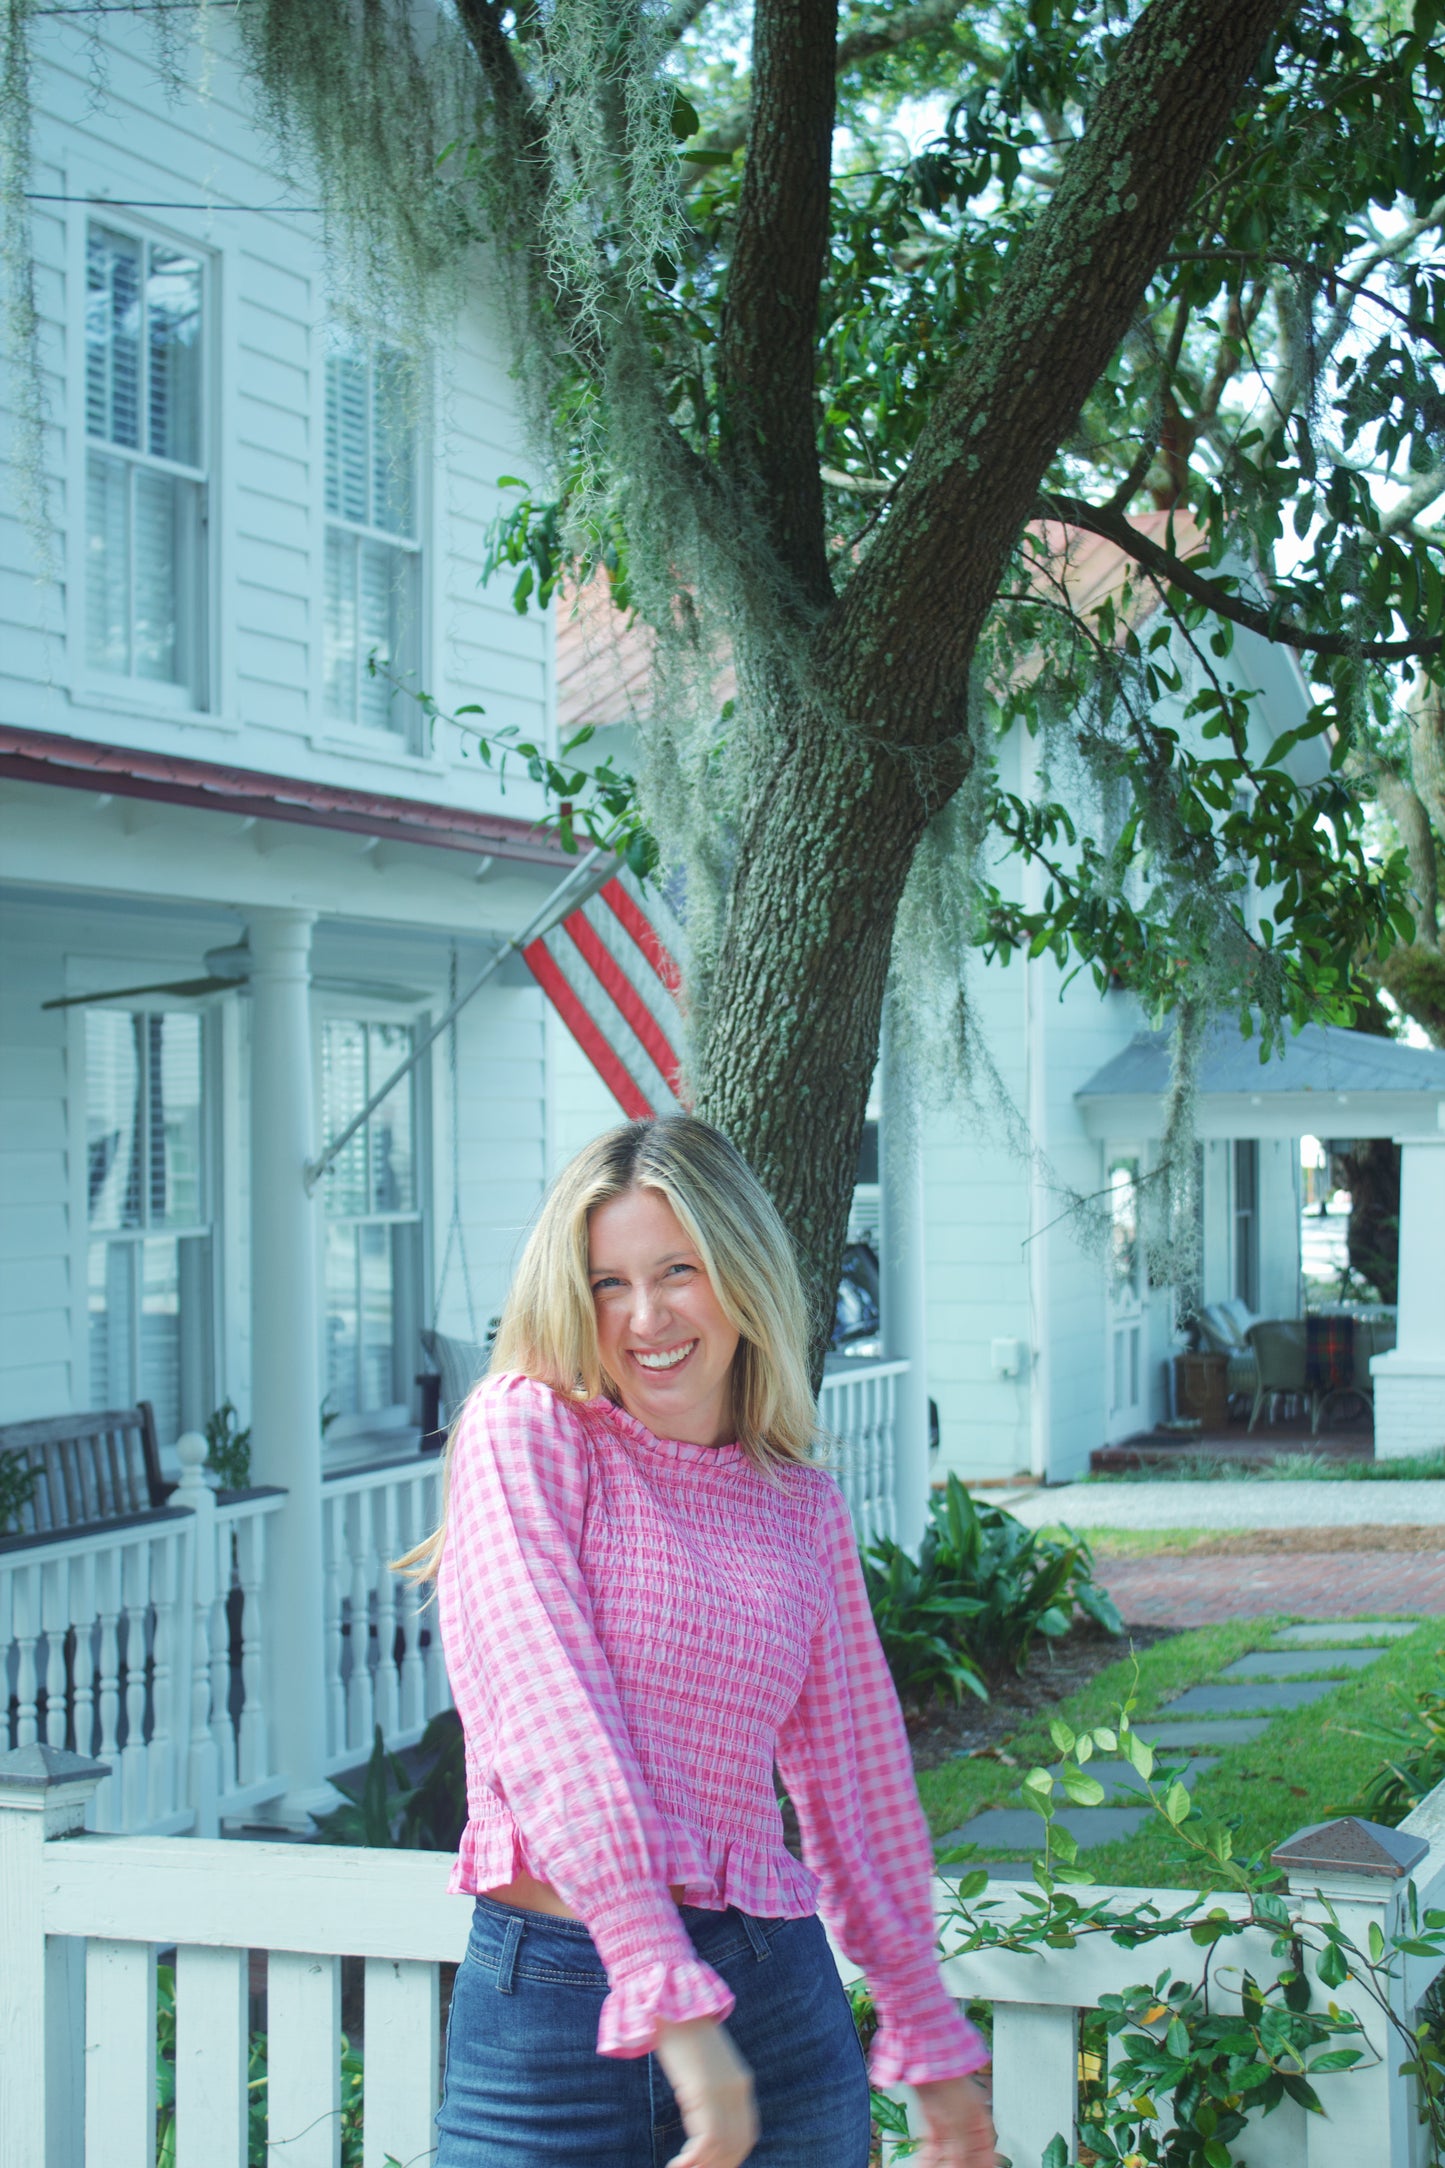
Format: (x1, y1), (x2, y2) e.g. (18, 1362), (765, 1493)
(917, 1619), (1266, 1838)
(1047, 1525), (1237, 1557)
(1086, 1451), (1445, 1484)
(923, 1618), (1445, 1891)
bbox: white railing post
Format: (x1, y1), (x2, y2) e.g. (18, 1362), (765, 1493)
(175, 1431), (221, 1839)
(992, 2003), (1079, 2168)
(0, 1743), (109, 2168)
(1271, 1817), (1430, 2168)
(881, 1010), (931, 1554)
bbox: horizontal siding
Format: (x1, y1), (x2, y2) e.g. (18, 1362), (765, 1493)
(7, 10), (550, 828)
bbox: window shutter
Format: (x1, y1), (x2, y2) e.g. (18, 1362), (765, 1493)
(86, 226), (141, 449)
(145, 247), (202, 467)
(326, 352), (370, 524)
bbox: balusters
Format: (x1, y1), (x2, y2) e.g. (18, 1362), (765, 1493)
(323, 1492), (347, 1763)
(147, 1530), (179, 1825)
(346, 1495), (377, 1753)
(372, 1487), (400, 1741)
(397, 1481), (426, 1733)
(40, 1555), (68, 1749)
(210, 1520), (235, 1797)
(11, 1561), (40, 1747)
(235, 1515), (267, 1789)
(118, 1539), (149, 1830)
(70, 1550), (98, 1762)
(93, 1547), (122, 1830)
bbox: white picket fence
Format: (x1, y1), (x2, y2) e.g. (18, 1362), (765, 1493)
(4, 1747), (1444, 2168)
(819, 1358), (905, 1546)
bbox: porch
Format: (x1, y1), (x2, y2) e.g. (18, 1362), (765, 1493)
(5, 1729), (1442, 2166)
(1076, 1021), (1445, 1466)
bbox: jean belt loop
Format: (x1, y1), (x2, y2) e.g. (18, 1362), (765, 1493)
(495, 1914), (524, 1995)
(738, 1910), (771, 1962)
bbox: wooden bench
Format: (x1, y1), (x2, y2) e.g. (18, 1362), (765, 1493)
(0, 1402), (168, 1538)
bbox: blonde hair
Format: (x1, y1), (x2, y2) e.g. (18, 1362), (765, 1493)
(397, 1115), (818, 1582)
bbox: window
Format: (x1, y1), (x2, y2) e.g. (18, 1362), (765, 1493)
(86, 1011), (213, 1446)
(84, 223), (208, 705)
(1233, 1139), (1260, 1311)
(321, 1021), (424, 1424)
(323, 340), (421, 740)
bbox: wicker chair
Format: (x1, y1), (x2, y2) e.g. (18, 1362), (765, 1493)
(1244, 1319), (1310, 1432)
(1197, 1302), (1259, 1400)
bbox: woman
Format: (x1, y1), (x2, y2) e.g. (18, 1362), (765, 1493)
(409, 1115), (996, 2168)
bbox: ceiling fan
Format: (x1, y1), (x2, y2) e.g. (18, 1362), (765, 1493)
(43, 940), (428, 1010)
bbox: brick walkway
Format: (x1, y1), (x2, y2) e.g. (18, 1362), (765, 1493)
(1105, 1550), (1445, 1627)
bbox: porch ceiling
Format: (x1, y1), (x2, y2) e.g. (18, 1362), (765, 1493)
(1075, 1020), (1445, 1140)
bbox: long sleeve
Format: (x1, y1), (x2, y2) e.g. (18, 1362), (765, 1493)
(437, 1373), (734, 2056)
(776, 1477), (989, 2087)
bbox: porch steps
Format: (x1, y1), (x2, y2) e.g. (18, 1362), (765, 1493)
(938, 1621), (1401, 1880)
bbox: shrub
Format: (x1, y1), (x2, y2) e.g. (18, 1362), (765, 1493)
(862, 1475), (1122, 1704)
(310, 1710), (468, 1852)
(0, 1446), (38, 1537)
(1340, 1684), (1445, 1824)
(203, 1400), (252, 1491)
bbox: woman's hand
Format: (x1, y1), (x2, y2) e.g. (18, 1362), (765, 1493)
(911, 2074), (999, 2167)
(655, 2016), (759, 2168)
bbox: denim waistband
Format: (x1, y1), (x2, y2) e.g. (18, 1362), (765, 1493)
(469, 1891), (786, 1973)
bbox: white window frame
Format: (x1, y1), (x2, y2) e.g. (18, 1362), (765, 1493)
(70, 1000), (221, 1448)
(313, 332), (433, 761)
(66, 195), (220, 722)
(314, 999), (433, 1443)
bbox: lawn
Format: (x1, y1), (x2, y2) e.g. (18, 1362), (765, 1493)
(919, 1618), (1445, 1890)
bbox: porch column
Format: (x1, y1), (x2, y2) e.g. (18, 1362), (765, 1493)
(1372, 1134), (1445, 1460)
(880, 1014), (931, 1555)
(247, 909), (328, 1814)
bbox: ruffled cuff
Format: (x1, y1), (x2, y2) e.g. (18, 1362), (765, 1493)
(867, 1983), (991, 2087)
(597, 1955), (736, 2060)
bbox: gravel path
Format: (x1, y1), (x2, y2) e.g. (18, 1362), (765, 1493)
(1002, 1479), (1445, 1530)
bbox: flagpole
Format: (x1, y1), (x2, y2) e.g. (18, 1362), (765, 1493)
(303, 847), (614, 1193)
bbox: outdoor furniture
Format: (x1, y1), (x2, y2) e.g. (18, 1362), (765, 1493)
(1311, 1312), (1397, 1431)
(1196, 1302), (1259, 1399)
(419, 1328), (488, 1424)
(1174, 1350), (1230, 1428)
(0, 1401), (167, 1537)
(1244, 1319), (1310, 1432)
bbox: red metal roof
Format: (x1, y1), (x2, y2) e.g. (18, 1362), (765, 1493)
(0, 725), (566, 866)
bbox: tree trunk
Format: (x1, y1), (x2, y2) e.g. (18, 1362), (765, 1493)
(693, 689), (967, 1373)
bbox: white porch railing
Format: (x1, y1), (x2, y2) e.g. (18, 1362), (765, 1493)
(0, 1438), (287, 1836)
(322, 1456), (450, 1774)
(4, 1747), (1444, 2168)
(818, 1358), (906, 1547)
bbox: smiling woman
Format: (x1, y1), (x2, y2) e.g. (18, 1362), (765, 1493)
(396, 1115), (997, 2168)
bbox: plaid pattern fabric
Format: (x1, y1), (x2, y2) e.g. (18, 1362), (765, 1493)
(1306, 1312), (1354, 1393)
(437, 1371), (987, 2082)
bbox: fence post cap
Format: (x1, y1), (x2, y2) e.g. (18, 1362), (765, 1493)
(1271, 1815), (1429, 1880)
(0, 1742), (111, 1792)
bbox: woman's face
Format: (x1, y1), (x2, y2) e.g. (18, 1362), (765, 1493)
(587, 1185), (742, 1447)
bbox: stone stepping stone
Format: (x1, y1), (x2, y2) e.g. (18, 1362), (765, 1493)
(1270, 1621), (1417, 1646)
(1135, 1718), (1271, 1748)
(1164, 1680), (1342, 1716)
(944, 1804), (1154, 1851)
(1056, 1755), (1217, 1801)
(1219, 1648), (1383, 1681)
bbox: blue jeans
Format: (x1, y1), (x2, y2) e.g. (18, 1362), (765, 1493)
(436, 1894), (872, 2167)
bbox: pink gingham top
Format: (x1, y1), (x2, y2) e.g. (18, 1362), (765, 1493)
(437, 1371), (987, 2084)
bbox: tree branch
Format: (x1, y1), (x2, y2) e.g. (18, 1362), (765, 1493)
(1383, 466), (1445, 539)
(1040, 490), (1445, 661)
(824, 0), (1294, 727)
(718, 0), (840, 609)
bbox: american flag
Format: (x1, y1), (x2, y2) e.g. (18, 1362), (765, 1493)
(523, 869), (687, 1119)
